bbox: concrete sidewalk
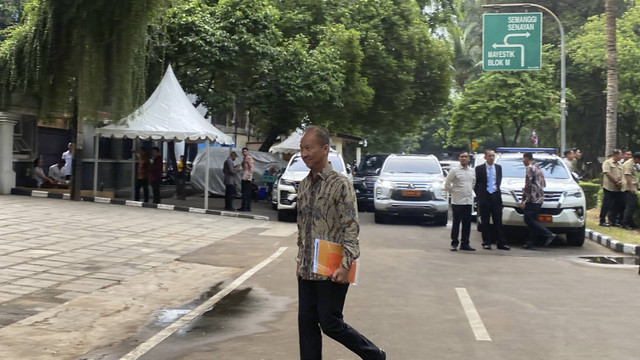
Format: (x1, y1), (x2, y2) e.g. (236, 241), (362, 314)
(0, 195), (296, 359)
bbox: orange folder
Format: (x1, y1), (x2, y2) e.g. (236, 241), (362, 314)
(313, 238), (359, 284)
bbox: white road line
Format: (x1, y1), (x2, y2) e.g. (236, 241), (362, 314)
(455, 287), (492, 341)
(120, 246), (288, 360)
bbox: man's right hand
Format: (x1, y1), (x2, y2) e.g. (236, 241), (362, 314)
(519, 202), (525, 210)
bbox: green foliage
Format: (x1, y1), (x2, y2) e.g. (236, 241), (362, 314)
(0, 0), (167, 121)
(449, 47), (561, 148)
(569, 4), (640, 150)
(161, 0), (452, 152)
(579, 181), (601, 210)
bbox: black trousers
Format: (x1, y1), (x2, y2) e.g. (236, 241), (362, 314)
(298, 279), (381, 360)
(150, 179), (161, 204)
(622, 191), (638, 227)
(600, 188), (623, 224)
(135, 178), (149, 202)
(241, 180), (252, 210)
(478, 193), (506, 247)
(224, 184), (235, 210)
(523, 202), (553, 245)
(451, 204), (472, 247)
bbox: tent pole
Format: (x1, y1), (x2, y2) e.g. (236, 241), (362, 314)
(132, 138), (137, 200)
(93, 135), (99, 197)
(205, 139), (210, 210)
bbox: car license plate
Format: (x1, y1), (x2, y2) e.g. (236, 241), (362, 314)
(402, 190), (421, 197)
(538, 214), (552, 223)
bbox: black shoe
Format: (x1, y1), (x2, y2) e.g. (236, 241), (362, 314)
(612, 222), (623, 228)
(523, 243), (535, 250)
(599, 222), (611, 227)
(223, 207), (234, 211)
(450, 246), (457, 251)
(236, 208), (246, 212)
(497, 245), (511, 250)
(459, 245), (476, 251)
(544, 233), (556, 247)
(482, 244), (492, 250)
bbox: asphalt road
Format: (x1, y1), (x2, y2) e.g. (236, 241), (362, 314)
(119, 211), (640, 360)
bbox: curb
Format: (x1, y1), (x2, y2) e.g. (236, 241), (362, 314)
(10, 188), (270, 221)
(585, 228), (640, 255)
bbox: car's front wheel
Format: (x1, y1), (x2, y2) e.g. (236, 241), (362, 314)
(374, 211), (386, 224)
(566, 226), (586, 246)
(434, 213), (448, 226)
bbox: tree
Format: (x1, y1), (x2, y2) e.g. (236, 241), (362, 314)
(605, 0), (618, 157)
(449, 49), (561, 147)
(0, 0), (167, 199)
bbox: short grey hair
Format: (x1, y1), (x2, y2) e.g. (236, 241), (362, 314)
(304, 125), (331, 147)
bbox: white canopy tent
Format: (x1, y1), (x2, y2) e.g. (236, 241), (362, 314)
(95, 65), (234, 209)
(269, 128), (303, 155)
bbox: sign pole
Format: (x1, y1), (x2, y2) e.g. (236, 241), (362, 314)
(483, 3), (566, 153)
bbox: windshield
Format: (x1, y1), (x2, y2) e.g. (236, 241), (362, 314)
(358, 156), (387, 173)
(382, 157), (441, 174)
(287, 154), (344, 172)
(499, 158), (570, 179)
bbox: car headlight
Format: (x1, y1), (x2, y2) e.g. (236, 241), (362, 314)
(280, 179), (296, 187)
(376, 179), (394, 189)
(430, 182), (447, 200)
(564, 190), (583, 198)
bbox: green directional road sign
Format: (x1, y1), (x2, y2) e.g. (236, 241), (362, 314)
(483, 12), (542, 71)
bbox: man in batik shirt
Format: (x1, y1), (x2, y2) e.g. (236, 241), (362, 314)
(520, 152), (556, 249)
(296, 125), (385, 360)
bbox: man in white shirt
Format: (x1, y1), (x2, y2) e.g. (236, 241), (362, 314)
(48, 159), (66, 183)
(61, 142), (73, 179)
(445, 152), (476, 251)
(562, 149), (574, 172)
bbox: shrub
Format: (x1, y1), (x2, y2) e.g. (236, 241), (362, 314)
(579, 181), (600, 210)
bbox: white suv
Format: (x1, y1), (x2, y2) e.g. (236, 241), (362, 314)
(476, 152), (586, 246)
(373, 154), (448, 225)
(274, 150), (350, 221)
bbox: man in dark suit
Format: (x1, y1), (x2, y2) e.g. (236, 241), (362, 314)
(474, 149), (510, 250)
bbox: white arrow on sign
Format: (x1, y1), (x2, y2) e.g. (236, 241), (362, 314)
(492, 43), (525, 67)
(490, 32), (530, 67)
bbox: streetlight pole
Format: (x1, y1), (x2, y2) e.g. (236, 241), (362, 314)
(482, 3), (566, 154)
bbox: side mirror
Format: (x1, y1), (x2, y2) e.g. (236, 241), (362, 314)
(346, 167), (352, 174)
(375, 168), (381, 175)
(443, 169), (449, 177)
(571, 171), (581, 182)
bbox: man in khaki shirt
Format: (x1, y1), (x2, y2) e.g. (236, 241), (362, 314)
(445, 152), (476, 251)
(600, 149), (623, 227)
(620, 152), (640, 230)
(296, 126), (385, 360)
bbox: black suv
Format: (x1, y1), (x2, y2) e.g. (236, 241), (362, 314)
(353, 154), (388, 210)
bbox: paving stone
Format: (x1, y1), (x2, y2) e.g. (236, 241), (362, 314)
(0, 292), (20, 304)
(29, 259), (69, 268)
(32, 273), (76, 282)
(0, 284), (39, 295)
(2, 268), (36, 277)
(10, 264), (50, 273)
(56, 278), (118, 293)
(12, 249), (60, 258)
(47, 268), (90, 277)
(12, 278), (59, 288)
(55, 291), (85, 300)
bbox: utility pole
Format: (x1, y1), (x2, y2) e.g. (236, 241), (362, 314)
(483, 3), (566, 154)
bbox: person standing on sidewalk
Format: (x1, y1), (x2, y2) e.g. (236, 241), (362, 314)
(238, 147), (254, 212)
(445, 151), (476, 251)
(61, 142), (73, 180)
(521, 152), (555, 249)
(149, 147), (163, 204)
(223, 151), (240, 211)
(296, 125), (385, 360)
(600, 149), (623, 227)
(474, 149), (509, 250)
(134, 149), (150, 202)
(620, 152), (640, 230)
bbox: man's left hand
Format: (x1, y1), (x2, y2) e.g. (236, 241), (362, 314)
(331, 267), (350, 284)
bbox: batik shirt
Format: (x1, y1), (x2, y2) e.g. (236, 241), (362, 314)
(523, 163), (546, 204)
(296, 163), (360, 281)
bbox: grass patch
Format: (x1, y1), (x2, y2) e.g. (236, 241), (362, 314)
(586, 208), (640, 245)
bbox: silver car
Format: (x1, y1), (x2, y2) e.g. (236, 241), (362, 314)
(373, 154), (448, 225)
